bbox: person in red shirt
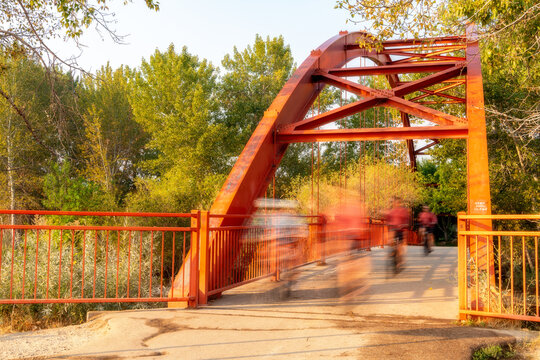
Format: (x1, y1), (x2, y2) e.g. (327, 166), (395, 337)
(386, 197), (410, 273)
(418, 205), (437, 255)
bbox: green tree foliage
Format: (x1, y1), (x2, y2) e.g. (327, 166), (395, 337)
(80, 64), (147, 204)
(417, 141), (467, 215)
(42, 161), (111, 213)
(128, 45), (228, 212)
(218, 34), (295, 152)
(0, 1), (160, 199)
(0, 56), (82, 210)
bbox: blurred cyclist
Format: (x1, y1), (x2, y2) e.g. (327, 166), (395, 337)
(418, 205), (437, 255)
(386, 196), (410, 273)
(253, 199), (307, 299)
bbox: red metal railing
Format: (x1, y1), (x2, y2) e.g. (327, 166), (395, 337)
(458, 213), (540, 322)
(204, 213), (323, 297)
(0, 209), (421, 308)
(0, 210), (192, 304)
(199, 214), (400, 301)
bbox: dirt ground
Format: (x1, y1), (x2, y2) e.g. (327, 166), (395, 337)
(1, 247), (538, 359)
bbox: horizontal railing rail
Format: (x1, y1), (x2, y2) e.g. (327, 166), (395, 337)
(0, 209), (192, 217)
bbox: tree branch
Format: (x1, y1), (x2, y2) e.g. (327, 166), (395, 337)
(0, 87), (56, 156)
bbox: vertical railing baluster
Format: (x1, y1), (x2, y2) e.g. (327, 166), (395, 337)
(69, 230), (75, 298)
(160, 231), (165, 298)
(116, 231), (120, 299)
(475, 235), (479, 311)
(182, 232), (186, 296)
(46, 230), (51, 299)
(33, 230), (40, 299)
(127, 231), (132, 299)
(522, 236), (526, 315)
(170, 232), (175, 299)
(10, 229), (14, 299)
(138, 231), (143, 298)
(498, 235), (502, 314)
(81, 230), (86, 298)
(104, 230), (109, 298)
(510, 236), (514, 314)
(535, 235), (538, 317)
(21, 229), (28, 299)
(57, 229), (63, 299)
(149, 230), (154, 298)
(93, 231), (98, 299)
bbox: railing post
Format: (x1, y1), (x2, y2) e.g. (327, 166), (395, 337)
(318, 215), (326, 265)
(188, 210), (200, 308)
(457, 212), (468, 320)
(198, 210), (209, 305)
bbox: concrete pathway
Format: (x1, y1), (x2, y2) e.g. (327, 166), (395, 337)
(2, 246), (538, 359)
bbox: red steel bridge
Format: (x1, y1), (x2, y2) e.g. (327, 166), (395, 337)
(0, 26), (538, 323)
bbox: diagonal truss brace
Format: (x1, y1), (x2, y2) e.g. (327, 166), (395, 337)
(280, 69), (466, 133)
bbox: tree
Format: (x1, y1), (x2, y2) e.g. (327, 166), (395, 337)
(0, 1), (159, 64)
(0, 1), (159, 192)
(80, 64), (147, 204)
(218, 35), (295, 153)
(0, 56), (82, 214)
(128, 45), (228, 212)
(42, 161), (112, 217)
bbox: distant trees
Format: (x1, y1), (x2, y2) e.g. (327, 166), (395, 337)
(0, 34), (300, 215)
(127, 44), (227, 212)
(218, 35), (295, 152)
(80, 65), (147, 204)
(0, 0), (160, 214)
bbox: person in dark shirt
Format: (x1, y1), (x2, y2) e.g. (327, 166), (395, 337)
(418, 205), (437, 254)
(386, 197), (410, 273)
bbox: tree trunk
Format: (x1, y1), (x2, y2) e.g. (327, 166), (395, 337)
(6, 112), (15, 227)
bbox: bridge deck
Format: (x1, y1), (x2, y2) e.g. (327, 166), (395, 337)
(214, 246), (459, 319)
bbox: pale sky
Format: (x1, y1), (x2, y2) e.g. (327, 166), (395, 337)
(53, 0), (359, 72)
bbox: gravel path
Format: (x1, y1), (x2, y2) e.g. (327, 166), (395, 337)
(0, 316), (108, 360)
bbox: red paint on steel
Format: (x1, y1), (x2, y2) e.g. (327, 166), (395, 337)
(70, 230), (75, 298)
(116, 231), (121, 298)
(81, 231), (86, 298)
(458, 214), (540, 322)
(149, 230), (154, 298)
(0, 210), (191, 217)
(34, 230), (39, 299)
(0, 210), (191, 305)
(277, 125), (468, 143)
(45, 229), (51, 299)
(58, 229), (63, 299)
(22, 230), (28, 299)
(126, 231), (131, 298)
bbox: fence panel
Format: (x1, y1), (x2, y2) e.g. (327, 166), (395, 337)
(458, 213), (540, 322)
(0, 211), (193, 304)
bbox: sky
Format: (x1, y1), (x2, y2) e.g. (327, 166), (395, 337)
(53, 0), (359, 72)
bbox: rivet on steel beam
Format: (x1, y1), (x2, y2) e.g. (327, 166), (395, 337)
(264, 110), (279, 118)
